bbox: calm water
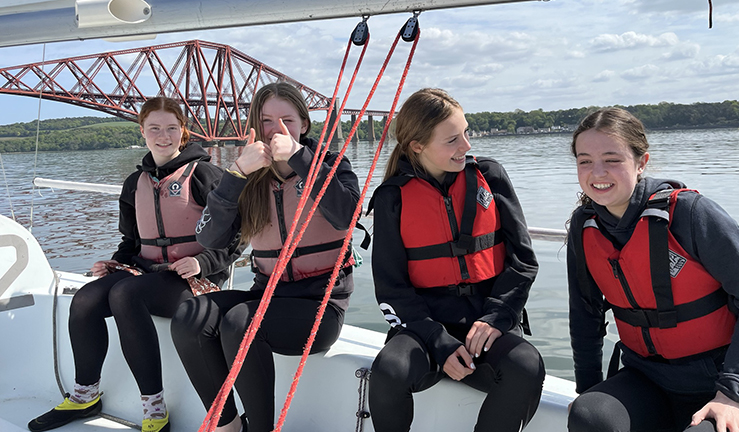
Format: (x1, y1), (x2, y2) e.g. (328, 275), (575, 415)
(2, 128), (739, 380)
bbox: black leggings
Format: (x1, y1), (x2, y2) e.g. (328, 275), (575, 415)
(69, 270), (193, 395)
(368, 329), (546, 432)
(568, 367), (717, 432)
(170, 290), (345, 432)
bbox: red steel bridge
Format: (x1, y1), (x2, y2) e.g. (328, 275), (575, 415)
(0, 40), (390, 143)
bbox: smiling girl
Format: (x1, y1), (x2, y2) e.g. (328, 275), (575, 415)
(28, 97), (241, 432)
(367, 88), (545, 432)
(567, 108), (739, 432)
(171, 82), (360, 432)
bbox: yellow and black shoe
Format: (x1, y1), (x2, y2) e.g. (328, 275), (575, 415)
(28, 396), (102, 432)
(142, 411), (170, 432)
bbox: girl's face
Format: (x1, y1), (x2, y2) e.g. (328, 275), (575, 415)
(412, 108), (471, 183)
(140, 110), (184, 166)
(575, 129), (649, 219)
(260, 96), (308, 142)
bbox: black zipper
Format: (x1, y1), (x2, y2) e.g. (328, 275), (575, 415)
(273, 186), (294, 282)
(444, 196), (469, 280)
(609, 258), (657, 355)
(153, 185), (169, 263)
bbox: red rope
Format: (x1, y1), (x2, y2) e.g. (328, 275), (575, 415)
(274, 28), (420, 432)
(198, 28), (369, 432)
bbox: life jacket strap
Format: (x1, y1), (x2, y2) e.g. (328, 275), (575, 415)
(251, 238), (346, 259)
(610, 288), (728, 328)
(140, 235), (197, 247)
(406, 231), (503, 260)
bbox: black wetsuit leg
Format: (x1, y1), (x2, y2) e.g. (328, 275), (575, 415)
(171, 290), (254, 427)
(171, 290), (344, 432)
(369, 330), (544, 432)
(568, 366), (716, 432)
(462, 332), (545, 432)
(69, 271), (193, 395)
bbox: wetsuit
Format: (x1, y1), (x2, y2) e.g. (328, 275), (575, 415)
(171, 137), (360, 432)
(568, 178), (739, 432)
(368, 156), (545, 432)
(70, 143), (243, 396)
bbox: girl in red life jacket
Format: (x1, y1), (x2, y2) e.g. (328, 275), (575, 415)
(567, 108), (739, 432)
(28, 97), (242, 432)
(367, 88), (545, 432)
(171, 82), (360, 432)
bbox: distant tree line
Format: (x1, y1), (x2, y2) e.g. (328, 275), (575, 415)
(464, 100), (739, 134)
(2, 100), (739, 153)
(0, 117), (140, 153)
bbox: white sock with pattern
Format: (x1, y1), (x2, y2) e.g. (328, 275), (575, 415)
(141, 390), (167, 420)
(68, 381), (100, 404)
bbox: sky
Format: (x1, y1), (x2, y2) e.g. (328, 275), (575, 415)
(1, 0), (739, 125)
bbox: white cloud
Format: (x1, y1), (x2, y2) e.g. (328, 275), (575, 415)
(566, 50), (586, 59)
(590, 31), (679, 52)
(620, 64), (660, 80)
(593, 70), (616, 82)
(662, 43), (700, 60)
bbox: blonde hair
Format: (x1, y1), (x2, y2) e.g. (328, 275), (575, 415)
(238, 82), (311, 243)
(138, 97), (190, 150)
(384, 88), (463, 182)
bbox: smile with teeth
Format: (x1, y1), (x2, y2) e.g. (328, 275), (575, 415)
(591, 183), (613, 190)
(452, 155), (465, 162)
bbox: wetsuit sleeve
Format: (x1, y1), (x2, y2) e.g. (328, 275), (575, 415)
(111, 171), (142, 265)
(477, 160), (539, 332)
(195, 171), (247, 250)
(288, 141), (361, 230)
(672, 193), (739, 402)
(189, 163), (245, 278)
(566, 209), (607, 393)
(371, 185), (463, 365)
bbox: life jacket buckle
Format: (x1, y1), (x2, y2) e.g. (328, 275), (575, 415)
(658, 310), (678, 329)
(155, 237), (172, 247)
(449, 283), (476, 297)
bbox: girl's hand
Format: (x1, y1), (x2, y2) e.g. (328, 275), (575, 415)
(443, 345), (476, 381)
(169, 256), (201, 279)
(269, 119), (303, 162)
(691, 391), (739, 432)
(231, 128), (271, 175)
(90, 259), (119, 277)
(465, 321), (502, 358)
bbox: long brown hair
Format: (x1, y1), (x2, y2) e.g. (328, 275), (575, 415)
(238, 82), (311, 244)
(384, 88), (463, 182)
(138, 97), (190, 149)
(571, 107), (649, 207)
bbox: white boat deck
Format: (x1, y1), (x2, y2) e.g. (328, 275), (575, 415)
(0, 214), (576, 431)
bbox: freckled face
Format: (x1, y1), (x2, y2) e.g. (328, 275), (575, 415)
(575, 129), (649, 219)
(414, 108), (471, 183)
(140, 110), (184, 166)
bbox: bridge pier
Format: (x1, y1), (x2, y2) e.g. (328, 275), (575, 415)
(328, 99), (344, 144)
(367, 115), (375, 142)
(350, 114), (359, 143)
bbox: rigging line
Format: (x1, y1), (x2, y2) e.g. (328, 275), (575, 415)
(29, 43), (47, 234)
(198, 27), (369, 432)
(0, 153), (16, 221)
(275, 24), (420, 432)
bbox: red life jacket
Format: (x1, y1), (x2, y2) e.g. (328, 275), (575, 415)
(250, 175), (353, 282)
(135, 161), (205, 264)
(582, 188), (735, 359)
(395, 162), (506, 289)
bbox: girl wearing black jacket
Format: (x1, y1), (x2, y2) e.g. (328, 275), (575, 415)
(171, 82), (360, 432)
(28, 97), (242, 432)
(368, 88), (545, 432)
(568, 108), (739, 432)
